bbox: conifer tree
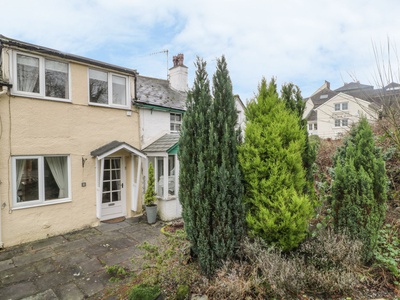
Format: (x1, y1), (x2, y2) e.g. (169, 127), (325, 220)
(281, 83), (316, 196)
(179, 57), (212, 264)
(238, 78), (313, 251)
(332, 117), (387, 262)
(179, 56), (244, 276)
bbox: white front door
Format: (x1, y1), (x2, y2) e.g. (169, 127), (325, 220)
(101, 157), (126, 220)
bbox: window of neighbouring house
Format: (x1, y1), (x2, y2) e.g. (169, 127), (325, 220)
(314, 123), (317, 130)
(14, 52), (70, 101)
(335, 119), (349, 127)
(170, 113), (182, 132)
(308, 123), (313, 130)
(12, 155), (70, 209)
(334, 102), (348, 111)
(89, 69), (129, 108)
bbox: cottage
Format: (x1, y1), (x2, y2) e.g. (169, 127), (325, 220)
(0, 35), (145, 247)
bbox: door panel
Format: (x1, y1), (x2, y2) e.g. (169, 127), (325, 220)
(101, 157), (125, 220)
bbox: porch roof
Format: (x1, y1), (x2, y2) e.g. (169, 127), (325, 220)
(143, 134), (179, 153)
(90, 140), (146, 160)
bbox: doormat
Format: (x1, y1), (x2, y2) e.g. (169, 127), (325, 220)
(101, 217), (126, 224)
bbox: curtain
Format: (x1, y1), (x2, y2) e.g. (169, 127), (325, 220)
(17, 55), (39, 93)
(46, 157), (68, 198)
(16, 159), (26, 201)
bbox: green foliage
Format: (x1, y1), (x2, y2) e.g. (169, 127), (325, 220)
(332, 117), (388, 262)
(374, 224), (400, 280)
(179, 56), (244, 275)
(128, 284), (160, 300)
(281, 83), (317, 198)
(144, 163), (157, 206)
(176, 284), (190, 300)
(238, 77), (313, 251)
(105, 265), (132, 282)
(134, 234), (202, 299)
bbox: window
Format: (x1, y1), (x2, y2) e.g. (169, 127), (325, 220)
(12, 156), (70, 208)
(335, 119), (349, 127)
(15, 52), (69, 100)
(334, 102), (348, 111)
(314, 123), (317, 130)
(89, 69), (129, 108)
(152, 155), (177, 198)
(170, 113), (182, 132)
(308, 123), (313, 130)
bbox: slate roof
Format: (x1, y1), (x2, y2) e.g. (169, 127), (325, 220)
(306, 109), (317, 121)
(90, 140), (144, 157)
(334, 82), (373, 93)
(135, 75), (186, 110)
(0, 35), (137, 76)
(309, 88), (338, 108)
(143, 134), (180, 153)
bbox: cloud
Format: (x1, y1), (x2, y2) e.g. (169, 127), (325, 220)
(2, 0), (400, 100)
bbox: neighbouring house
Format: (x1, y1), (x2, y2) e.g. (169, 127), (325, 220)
(0, 35), (146, 247)
(135, 54), (246, 221)
(303, 81), (380, 139)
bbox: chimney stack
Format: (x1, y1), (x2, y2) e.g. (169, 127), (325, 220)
(169, 53), (188, 92)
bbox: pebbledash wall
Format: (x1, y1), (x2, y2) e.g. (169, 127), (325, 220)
(0, 42), (143, 247)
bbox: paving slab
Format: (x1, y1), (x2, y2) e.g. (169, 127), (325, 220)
(13, 247), (55, 267)
(0, 218), (166, 299)
(55, 282), (85, 300)
(21, 288), (58, 300)
(1, 281), (38, 300)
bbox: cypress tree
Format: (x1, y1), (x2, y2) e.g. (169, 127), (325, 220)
(179, 56), (244, 276)
(179, 57), (212, 263)
(281, 83), (316, 197)
(208, 56), (244, 273)
(332, 117), (387, 262)
(238, 78), (313, 251)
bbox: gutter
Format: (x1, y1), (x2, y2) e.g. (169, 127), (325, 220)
(0, 35), (138, 76)
(133, 101), (185, 113)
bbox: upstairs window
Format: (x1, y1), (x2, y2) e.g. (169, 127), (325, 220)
(170, 113), (182, 132)
(334, 102), (348, 111)
(89, 69), (129, 108)
(335, 119), (349, 127)
(15, 52), (70, 100)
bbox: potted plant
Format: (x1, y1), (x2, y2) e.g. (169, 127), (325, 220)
(144, 162), (158, 224)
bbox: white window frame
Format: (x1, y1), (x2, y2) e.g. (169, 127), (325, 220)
(170, 113), (182, 132)
(11, 51), (71, 102)
(334, 102), (348, 111)
(88, 68), (130, 109)
(334, 119), (349, 127)
(11, 155), (72, 209)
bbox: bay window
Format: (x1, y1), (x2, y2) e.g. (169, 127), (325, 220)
(12, 155), (71, 208)
(89, 69), (129, 108)
(149, 155), (177, 199)
(14, 52), (70, 100)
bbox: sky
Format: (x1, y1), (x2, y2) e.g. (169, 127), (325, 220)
(2, 0), (400, 102)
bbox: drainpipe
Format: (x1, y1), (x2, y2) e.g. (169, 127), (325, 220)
(0, 86), (8, 96)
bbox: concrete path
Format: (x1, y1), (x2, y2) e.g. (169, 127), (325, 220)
(0, 218), (165, 300)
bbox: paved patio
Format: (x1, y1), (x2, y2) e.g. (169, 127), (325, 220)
(0, 217), (165, 300)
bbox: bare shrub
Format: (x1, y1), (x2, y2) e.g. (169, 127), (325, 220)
(239, 230), (363, 299)
(207, 261), (265, 300)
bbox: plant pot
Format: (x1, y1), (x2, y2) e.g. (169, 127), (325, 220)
(145, 204), (158, 224)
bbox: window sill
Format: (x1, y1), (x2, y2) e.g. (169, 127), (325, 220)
(12, 199), (72, 211)
(88, 102), (131, 110)
(157, 196), (178, 201)
(11, 92), (72, 103)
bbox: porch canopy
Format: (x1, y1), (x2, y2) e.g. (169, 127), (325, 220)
(143, 134), (179, 154)
(91, 140), (146, 159)
(90, 140), (147, 218)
